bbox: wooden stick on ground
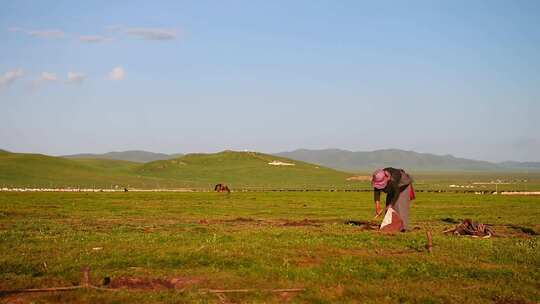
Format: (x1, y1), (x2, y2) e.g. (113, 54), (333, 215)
(268, 288), (305, 293)
(426, 230), (433, 253)
(207, 289), (251, 293)
(442, 227), (456, 234)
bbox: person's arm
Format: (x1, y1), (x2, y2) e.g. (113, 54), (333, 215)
(374, 188), (383, 216)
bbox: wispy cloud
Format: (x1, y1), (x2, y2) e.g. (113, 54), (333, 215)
(40, 72), (58, 81)
(33, 72), (59, 87)
(67, 72), (86, 84)
(0, 69), (24, 88)
(123, 27), (177, 40)
(10, 26), (178, 42)
(79, 35), (111, 43)
(28, 29), (65, 39)
(8, 27), (66, 39)
(108, 67), (126, 81)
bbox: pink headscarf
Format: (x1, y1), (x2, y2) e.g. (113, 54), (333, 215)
(372, 169), (390, 190)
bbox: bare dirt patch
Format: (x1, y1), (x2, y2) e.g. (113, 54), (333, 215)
(204, 217), (269, 226)
(345, 220), (379, 230)
(281, 219), (322, 227)
(201, 217), (330, 227)
(224, 217), (262, 224)
(108, 276), (201, 290)
(507, 225), (538, 236)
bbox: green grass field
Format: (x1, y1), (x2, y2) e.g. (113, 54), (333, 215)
(1, 191), (538, 303)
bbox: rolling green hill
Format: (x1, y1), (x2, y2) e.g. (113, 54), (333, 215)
(136, 150), (357, 189)
(0, 150), (358, 189)
(69, 158), (140, 171)
(0, 151), (161, 188)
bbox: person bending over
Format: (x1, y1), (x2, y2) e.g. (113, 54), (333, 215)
(372, 168), (415, 231)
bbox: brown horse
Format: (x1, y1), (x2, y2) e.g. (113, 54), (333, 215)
(214, 183), (231, 193)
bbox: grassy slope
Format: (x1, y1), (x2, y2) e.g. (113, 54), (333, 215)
(0, 191), (538, 303)
(137, 151), (357, 189)
(0, 152), (162, 188)
(69, 158), (139, 171)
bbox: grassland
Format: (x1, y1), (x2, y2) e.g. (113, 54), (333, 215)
(1, 191), (538, 303)
(0, 151), (150, 189)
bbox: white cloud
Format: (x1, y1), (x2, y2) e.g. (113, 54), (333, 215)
(79, 35), (110, 43)
(67, 72), (86, 84)
(40, 72), (58, 81)
(28, 29), (65, 39)
(0, 69), (24, 88)
(108, 67), (126, 81)
(32, 72), (58, 88)
(124, 28), (176, 40)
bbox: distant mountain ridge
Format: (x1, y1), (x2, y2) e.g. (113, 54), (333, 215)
(62, 150), (183, 163)
(498, 161), (540, 170)
(274, 149), (540, 171)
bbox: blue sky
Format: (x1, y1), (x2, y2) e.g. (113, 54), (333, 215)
(1, 0), (539, 161)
